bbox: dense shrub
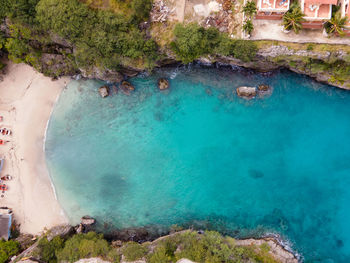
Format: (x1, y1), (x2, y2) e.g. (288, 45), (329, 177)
(122, 242), (148, 261)
(56, 232), (111, 262)
(35, 0), (158, 69)
(38, 236), (64, 263)
(170, 23), (221, 63)
(0, 240), (20, 263)
(232, 40), (258, 62)
(171, 23), (258, 63)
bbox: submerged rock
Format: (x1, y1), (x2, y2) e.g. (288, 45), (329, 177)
(249, 169), (264, 179)
(236, 86), (257, 98)
(98, 85), (109, 98)
(120, 81), (135, 95)
(258, 84), (270, 91)
(158, 78), (170, 90)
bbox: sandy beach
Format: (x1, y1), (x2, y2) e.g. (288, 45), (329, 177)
(0, 60), (69, 234)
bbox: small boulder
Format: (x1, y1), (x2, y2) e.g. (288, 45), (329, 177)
(75, 224), (84, 234)
(258, 84), (270, 91)
(236, 86), (257, 98)
(98, 85), (109, 98)
(120, 81), (135, 95)
(158, 78), (170, 90)
(81, 216), (96, 226)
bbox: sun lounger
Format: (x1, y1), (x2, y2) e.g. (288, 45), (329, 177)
(0, 159), (3, 174)
(0, 129), (11, 136)
(0, 185), (8, 191)
(0, 175), (11, 181)
(0, 140), (9, 145)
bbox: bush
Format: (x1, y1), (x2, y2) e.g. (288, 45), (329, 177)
(0, 240), (20, 263)
(38, 236), (64, 263)
(57, 232), (111, 263)
(122, 242), (148, 261)
(232, 40), (258, 62)
(35, 0), (158, 70)
(131, 0), (152, 23)
(171, 23), (221, 63)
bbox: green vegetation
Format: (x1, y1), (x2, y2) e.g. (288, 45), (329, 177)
(122, 242), (148, 261)
(243, 19), (254, 35)
(0, 240), (20, 263)
(282, 3), (305, 33)
(29, 230), (283, 263)
(38, 236), (65, 263)
(171, 23), (258, 63)
(0, 0), (158, 74)
(324, 12), (347, 36)
(243, 1), (257, 18)
(57, 232), (111, 262)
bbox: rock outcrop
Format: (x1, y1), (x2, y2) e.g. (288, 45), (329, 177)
(235, 238), (298, 263)
(47, 224), (74, 241)
(120, 81), (135, 95)
(258, 84), (270, 91)
(98, 86), (109, 98)
(236, 86), (257, 98)
(158, 78), (170, 90)
(81, 67), (124, 83)
(75, 258), (111, 263)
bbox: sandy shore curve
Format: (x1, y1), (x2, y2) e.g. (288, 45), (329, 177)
(0, 60), (69, 234)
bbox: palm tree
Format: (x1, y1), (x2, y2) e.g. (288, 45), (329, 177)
(324, 12), (348, 36)
(243, 1), (257, 18)
(243, 19), (254, 35)
(282, 3), (305, 33)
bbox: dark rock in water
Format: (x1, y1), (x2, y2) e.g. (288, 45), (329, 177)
(206, 88), (213, 96)
(98, 85), (109, 98)
(81, 216), (96, 226)
(258, 84), (270, 91)
(47, 225), (74, 241)
(249, 169), (264, 179)
(336, 239), (344, 248)
(158, 78), (170, 90)
(236, 86), (257, 98)
(120, 81), (135, 95)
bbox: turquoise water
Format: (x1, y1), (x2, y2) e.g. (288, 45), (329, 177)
(46, 66), (350, 262)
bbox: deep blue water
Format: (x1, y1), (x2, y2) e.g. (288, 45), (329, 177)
(45, 66), (350, 262)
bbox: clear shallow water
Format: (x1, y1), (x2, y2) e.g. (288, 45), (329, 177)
(46, 66), (350, 262)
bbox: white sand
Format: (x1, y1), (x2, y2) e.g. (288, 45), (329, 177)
(0, 61), (69, 235)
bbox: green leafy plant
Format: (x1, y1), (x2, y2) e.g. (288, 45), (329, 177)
(243, 19), (254, 35)
(324, 12), (348, 36)
(243, 1), (257, 18)
(38, 236), (64, 263)
(232, 39), (258, 62)
(0, 240), (20, 263)
(56, 232), (111, 263)
(283, 3), (305, 33)
(122, 242), (148, 261)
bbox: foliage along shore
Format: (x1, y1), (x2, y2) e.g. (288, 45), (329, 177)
(0, 0), (350, 90)
(3, 223), (298, 263)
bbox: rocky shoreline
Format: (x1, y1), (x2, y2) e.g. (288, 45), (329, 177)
(12, 216), (300, 263)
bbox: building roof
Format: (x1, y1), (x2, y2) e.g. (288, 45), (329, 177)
(0, 208), (12, 241)
(304, 0), (337, 5)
